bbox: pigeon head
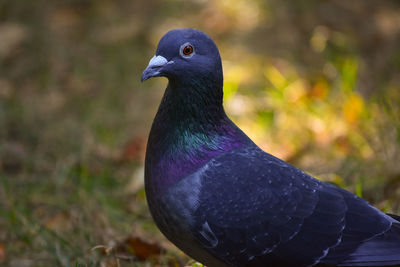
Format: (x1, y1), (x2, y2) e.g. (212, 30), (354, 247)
(141, 28), (223, 91)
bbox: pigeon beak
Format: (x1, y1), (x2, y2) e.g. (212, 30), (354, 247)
(141, 55), (169, 82)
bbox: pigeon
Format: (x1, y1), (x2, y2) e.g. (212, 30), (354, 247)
(141, 28), (400, 267)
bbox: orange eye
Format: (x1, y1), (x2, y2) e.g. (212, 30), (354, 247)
(183, 45), (193, 55)
(180, 42), (195, 58)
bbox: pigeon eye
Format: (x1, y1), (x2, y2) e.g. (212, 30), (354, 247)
(183, 45), (193, 55)
(180, 42), (195, 58)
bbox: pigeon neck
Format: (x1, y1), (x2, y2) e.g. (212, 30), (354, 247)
(169, 74), (224, 112)
(145, 82), (246, 194)
(155, 78), (226, 127)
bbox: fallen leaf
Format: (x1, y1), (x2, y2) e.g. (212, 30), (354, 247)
(120, 137), (146, 163)
(115, 236), (162, 261)
(0, 243), (5, 262)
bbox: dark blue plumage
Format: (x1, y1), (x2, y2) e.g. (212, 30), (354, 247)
(141, 28), (400, 267)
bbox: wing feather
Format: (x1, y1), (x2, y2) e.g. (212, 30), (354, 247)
(189, 147), (398, 267)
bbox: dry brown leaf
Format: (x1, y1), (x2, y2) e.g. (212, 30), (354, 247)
(120, 137), (146, 163)
(0, 243), (6, 262)
(116, 236), (162, 261)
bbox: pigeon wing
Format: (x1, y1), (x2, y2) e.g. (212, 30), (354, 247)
(190, 147), (393, 267)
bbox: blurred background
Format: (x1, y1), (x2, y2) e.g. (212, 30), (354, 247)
(1, 0), (400, 266)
